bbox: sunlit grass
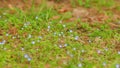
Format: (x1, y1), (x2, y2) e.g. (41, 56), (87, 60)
(0, 0), (120, 68)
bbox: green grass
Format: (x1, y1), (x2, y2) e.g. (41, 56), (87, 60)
(0, 0), (120, 68)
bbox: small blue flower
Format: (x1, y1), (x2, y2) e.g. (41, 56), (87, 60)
(75, 36), (79, 40)
(116, 64), (120, 68)
(104, 48), (108, 51)
(27, 57), (32, 61)
(0, 40), (6, 45)
(24, 54), (29, 58)
(64, 44), (68, 47)
(31, 41), (35, 44)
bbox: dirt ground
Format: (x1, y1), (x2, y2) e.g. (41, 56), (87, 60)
(0, 0), (42, 10)
(0, 0), (120, 29)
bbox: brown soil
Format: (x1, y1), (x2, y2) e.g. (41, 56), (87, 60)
(0, 0), (42, 10)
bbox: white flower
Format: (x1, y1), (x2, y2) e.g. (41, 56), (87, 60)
(97, 50), (101, 54)
(88, 40), (92, 43)
(54, 32), (57, 36)
(63, 25), (66, 28)
(60, 20), (62, 23)
(6, 33), (9, 36)
(21, 28), (24, 30)
(38, 36), (42, 39)
(35, 16), (38, 19)
(69, 30), (73, 33)
(12, 36), (16, 39)
(61, 32), (64, 34)
(58, 34), (61, 36)
(48, 26), (50, 29)
(73, 48), (76, 50)
(21, 48), (24, 51)
(81, 50), (85, 53)
(103, 62), (106, 66)
(59, 45), (62, 48)
(37, 40), (40, 42)
(28, 34), (32, 38)
(78, 63), (82, 67)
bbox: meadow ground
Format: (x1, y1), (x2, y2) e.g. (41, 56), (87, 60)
(0, 0), (120, 68)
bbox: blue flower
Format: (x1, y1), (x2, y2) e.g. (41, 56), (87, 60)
(24, 54), (29, 58)
(75, 36), (79, 40)
(31, 41), (35, 44)
(27, 57), (32, 61)
(116, 64), (120, 68)
(0, 40), (6, 45)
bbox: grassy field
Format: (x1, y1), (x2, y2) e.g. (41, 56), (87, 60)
(0, 0), (120, 68)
